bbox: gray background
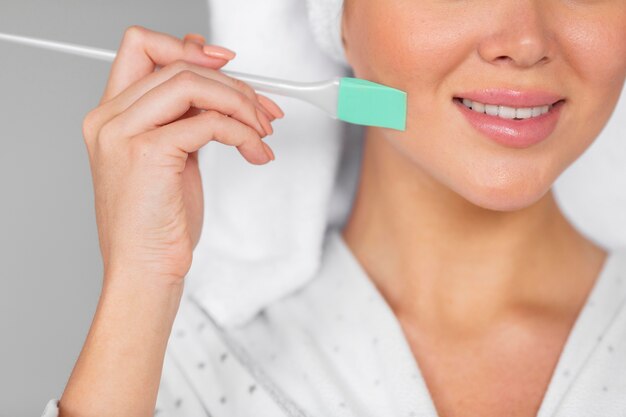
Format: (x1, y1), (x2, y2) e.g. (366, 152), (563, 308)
(0, 1), (209, 415)
(1, 1), (625, 416)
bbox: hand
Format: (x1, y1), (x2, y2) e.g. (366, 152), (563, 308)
(81, 26), (285, 285)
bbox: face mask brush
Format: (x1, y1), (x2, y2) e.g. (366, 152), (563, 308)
(0, 31), (407, 131)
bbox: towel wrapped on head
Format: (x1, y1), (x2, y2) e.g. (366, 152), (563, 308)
(186, 0), (361, 329)
(305, 0), (348, 66)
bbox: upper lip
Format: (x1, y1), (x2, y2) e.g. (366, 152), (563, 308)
(454, 88), (565, 108)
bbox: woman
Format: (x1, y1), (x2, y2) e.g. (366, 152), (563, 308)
(43, 0), (626, 416)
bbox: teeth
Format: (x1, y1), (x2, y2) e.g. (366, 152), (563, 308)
(485, 104), (499, 116)
(459, 98), (553, 120)
(498, 106), (517, 119)
(516, 108), (533, 119)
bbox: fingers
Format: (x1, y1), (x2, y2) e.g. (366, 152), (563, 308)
(87, 26), (287, 169)
(183, 33), (206, 44)
(103, 70), (268, 140)
(102, 25), (235, 103)
(138, 109), (274, 165)
(97, 60), (284, 137)
(184, 33), (238, 61)
(257, 94), (285, 118)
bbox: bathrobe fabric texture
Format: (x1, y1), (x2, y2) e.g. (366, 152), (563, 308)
(42, 227), (626, 416)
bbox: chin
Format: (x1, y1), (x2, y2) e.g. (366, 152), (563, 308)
(450, 166), (555, 212)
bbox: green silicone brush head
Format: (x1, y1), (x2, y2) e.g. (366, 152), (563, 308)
(337, 77), (407, 131)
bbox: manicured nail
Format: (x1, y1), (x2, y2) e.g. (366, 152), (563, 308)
(262, 142), (275, 161)
(184, 33), (206, 44)
(203, 44), (236, 60)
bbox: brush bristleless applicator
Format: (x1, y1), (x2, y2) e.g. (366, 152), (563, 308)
(0, 32), (407, 131)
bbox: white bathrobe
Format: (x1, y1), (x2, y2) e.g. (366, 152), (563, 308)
(42, 226), (626, 416)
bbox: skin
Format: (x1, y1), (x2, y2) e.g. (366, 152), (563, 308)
(340, 0), (626, 416)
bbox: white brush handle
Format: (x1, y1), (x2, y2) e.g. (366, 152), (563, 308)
(0, 31), (340, 118)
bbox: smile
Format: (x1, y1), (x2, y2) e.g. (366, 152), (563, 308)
(453, 97), (565, 121)
(453, 96), (566, 149)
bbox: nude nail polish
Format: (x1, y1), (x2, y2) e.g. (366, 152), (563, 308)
(262, 142), (275, 161)
(202, 45), (236, 60)
(184, 33), (206, 44)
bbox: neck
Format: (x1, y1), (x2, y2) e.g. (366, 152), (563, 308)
(341, 128), (607, 334)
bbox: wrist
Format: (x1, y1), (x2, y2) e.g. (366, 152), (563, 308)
(101, 266), (185, 317)
(104, 262), (186, 291)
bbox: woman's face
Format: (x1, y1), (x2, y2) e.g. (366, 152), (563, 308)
(341, 0), (626, 211)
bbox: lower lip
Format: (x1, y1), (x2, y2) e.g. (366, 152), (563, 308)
(453, 98), (565, 149)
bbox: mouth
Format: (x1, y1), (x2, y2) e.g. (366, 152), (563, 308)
(452, 97), (566, 121)
(452, 95), (566, 148)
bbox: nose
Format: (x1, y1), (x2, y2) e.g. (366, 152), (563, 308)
(477, 0), (554, 69)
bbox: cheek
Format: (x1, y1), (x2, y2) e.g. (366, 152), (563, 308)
(347, 1), (475, 146)
(347, 1), (470, 91)
(553, 8), (626, 162)
(559, 6), (626, 87)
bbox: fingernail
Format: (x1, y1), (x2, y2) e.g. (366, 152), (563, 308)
(262, 142), (275, 161)
(184, 33), (206, 44)
(202, 45), (236, 60)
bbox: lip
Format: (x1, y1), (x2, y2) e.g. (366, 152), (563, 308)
(453, 97), (566, 149)
(454, 88), (565, 108)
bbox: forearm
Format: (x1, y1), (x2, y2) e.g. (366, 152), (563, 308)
(59, 269), (184, 417)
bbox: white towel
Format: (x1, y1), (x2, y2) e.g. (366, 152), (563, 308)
(305, 0), (348, 65)
(185, 0), (361, 329)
